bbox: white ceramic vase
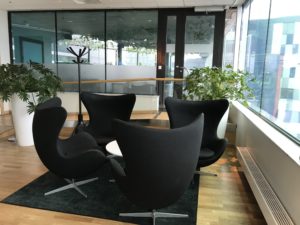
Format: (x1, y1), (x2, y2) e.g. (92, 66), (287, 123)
(11, 93), (35, 146)
(217, 107), (229, 139)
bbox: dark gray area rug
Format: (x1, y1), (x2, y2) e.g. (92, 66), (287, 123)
(2, 160), (199, 225)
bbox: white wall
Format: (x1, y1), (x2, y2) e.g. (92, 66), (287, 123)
(230, 101), (300, 224)
(0, 10), (10, 64)
(0, 10), (11, 113)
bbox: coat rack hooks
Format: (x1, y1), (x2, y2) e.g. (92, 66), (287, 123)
(66, 46), (90, 133)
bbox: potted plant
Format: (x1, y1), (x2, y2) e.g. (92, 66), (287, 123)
(183, 64), (254, 137)
(0, 62), (63, 146)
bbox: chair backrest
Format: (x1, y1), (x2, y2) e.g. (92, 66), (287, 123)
(32, 98), (67, 176)
(80, 92), (136, 137)
(35, 97), (62, 110)
(113, 114), (204, 209)
(165, 97), (229, 147)
(33, 97), (106, 179)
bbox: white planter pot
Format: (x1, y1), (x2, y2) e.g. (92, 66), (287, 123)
(217, 107), (229, 139)
(11, 94), (35, 146)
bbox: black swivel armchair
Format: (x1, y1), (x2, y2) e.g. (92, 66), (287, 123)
(80, 92), (136, 146)
(32, 97), (106, 198)
(165, 97), (229, 176)
(110, 114), (204, 225)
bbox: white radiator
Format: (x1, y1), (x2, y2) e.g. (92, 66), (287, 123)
(237, 147), (294, 225)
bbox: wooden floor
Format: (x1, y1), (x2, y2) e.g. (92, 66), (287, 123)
(0, 114), (14, 140)
(0, 114), (267, 225)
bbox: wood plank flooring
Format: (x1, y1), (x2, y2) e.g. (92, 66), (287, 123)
(0, 114), (267, 225)
(0, 114), (14, 141)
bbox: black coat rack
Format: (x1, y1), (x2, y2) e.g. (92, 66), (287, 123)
(66, 46), (89, 132)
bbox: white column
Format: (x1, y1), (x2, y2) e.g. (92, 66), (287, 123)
(233, 6), (243, 70)
(0, 10), (11, 113)
(0, 10), (10, 64)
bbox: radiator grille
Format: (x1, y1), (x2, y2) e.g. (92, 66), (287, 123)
(237, 147), (294, 225)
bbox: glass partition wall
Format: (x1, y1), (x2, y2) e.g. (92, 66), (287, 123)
(10, 12), (56, 65)
(56, 11), (105, 92)
(106, 11), (158, 95)
(9, 9), (225, 101)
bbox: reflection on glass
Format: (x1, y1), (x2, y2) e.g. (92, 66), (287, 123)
(165, 16), (177, 78)
(223, 9), (237, 67)
(261, 0), (300, 140)
(238, 2), (250, 71)
(106, 10), (158, 95)
(241, 0), (300, 141)
(56, 12), (105, 92)
(10, 12), (56, 70)
(164, 16), (177, 99)
(184, 15), (215, 75)
(246, 0), (271, 110)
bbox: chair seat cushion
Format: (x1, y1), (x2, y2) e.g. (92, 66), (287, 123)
(199, 148), (215, 159)
(96, 136), (115, 146)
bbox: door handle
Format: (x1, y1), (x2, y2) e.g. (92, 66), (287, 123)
(176, 65), (184, 73)
(176, 66), (190, 75)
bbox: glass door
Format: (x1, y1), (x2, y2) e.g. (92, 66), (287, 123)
(157, 9), (225, 102)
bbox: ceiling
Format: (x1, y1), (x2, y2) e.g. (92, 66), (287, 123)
(0, 0), (244, 11)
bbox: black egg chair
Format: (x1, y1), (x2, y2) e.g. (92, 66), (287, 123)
(110, 114), (204, 225)
(32, 97), (106, 198)
(80, 92), (136, 146)
(165, 97), (229, 176)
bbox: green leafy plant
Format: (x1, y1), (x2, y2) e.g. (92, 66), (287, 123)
(0, 62), (63, 113)
(183, 65), (254, 105)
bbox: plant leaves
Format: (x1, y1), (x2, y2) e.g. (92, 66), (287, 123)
(0, 62), (64, 114)
(183, 65), (255, 103)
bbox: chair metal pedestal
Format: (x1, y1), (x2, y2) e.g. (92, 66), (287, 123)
(120, 210), (188, 225)
(44, 177), (98, 198)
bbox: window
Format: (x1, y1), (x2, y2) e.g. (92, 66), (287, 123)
(238, 1), (250, 71)
(56, 11), (105, 92)
(106, 10), (158, 94)
(10, 10), (158, 95)
(10, 12), (56, 72)
(284, 110), (292, 122)
(286, 34), (293, 44)
(184, 15), (215, 70)
(280, 88), (294, 99)
(222, 9), (237, 67)
(290, 67), (296, 78)
(243, 0), (271, 111)
(240, 0), (300, 142)
(293, 44), (299, 54)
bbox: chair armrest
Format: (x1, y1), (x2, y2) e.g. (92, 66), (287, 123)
(66, 148), (106, 159)
(56, 149), (107, 178)
(110, 158), (126, 178)
(71, 131), (99, 148)
(109, 158), (129, 192)
(59, 132), (102, 156)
